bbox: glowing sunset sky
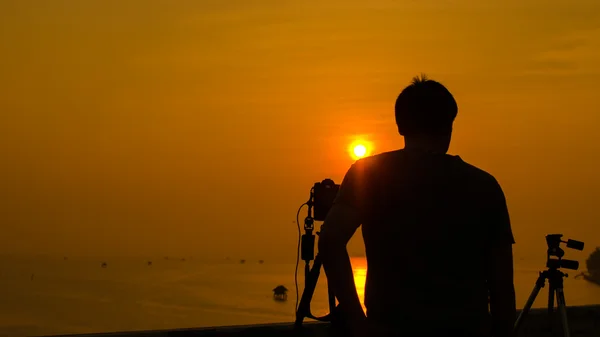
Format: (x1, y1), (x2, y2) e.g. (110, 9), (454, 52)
(1, 0), (599, 260)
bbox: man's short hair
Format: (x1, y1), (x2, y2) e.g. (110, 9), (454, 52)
(394, 74), (458, 136)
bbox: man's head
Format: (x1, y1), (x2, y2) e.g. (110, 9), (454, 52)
(394, 74), (458, 152)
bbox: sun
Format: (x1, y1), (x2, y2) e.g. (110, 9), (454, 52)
(353, 144), (367, 158)
(348, 139), (372, 160)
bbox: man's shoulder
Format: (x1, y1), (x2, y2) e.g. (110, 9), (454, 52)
(352, 151), (502, 186)
(355, 149), (403, 166)
(368, 151), (500, 182)
(348, 150), (402, 176)
(457, 158), (502, 188)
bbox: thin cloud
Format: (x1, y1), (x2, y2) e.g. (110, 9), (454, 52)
(525, 28), (600, 76)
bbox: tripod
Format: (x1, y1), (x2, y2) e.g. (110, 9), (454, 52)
(294, 190), (337, 329)
(513, 267), (570, 337)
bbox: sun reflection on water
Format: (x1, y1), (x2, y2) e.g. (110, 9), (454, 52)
(351, 257), (367, 312)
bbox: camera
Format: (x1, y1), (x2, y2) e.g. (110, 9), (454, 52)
(312, 179), (340, 221)
(295, 178), (342, 327)
(545, 234), (584, 270)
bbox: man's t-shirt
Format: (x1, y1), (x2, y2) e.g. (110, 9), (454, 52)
(334, 149), (515, 336)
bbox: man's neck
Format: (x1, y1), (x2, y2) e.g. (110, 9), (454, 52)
(403, 134), (450, 154)
(403, 143), (448, 155)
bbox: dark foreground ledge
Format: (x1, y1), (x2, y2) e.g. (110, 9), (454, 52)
(48, 305), (600, 337)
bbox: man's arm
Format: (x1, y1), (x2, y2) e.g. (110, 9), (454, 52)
(318, 164), (365, 324)
(488, 243), (516, 337)
(485, 179), (517, 337)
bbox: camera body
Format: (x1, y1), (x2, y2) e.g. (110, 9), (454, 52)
(312, 179), (340, 221)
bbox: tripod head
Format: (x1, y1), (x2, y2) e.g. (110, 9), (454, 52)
(545, 234), (584, 270)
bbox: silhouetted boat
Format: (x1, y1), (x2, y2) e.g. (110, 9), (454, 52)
(240, 259), (246, 264)
(147, 261), (153, 266)
(258, 260), (264, 264)
(101, 262), (108, 268)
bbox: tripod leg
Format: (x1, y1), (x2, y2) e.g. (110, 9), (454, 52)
(556, 287), (570, 337)
(547, 283), (555, 331)
(548, 283), (555, 315)
(294, 255), (323, 328)
(514, 273), (545, 335)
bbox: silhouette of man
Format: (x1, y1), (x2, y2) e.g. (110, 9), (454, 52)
(318, 75), (516, 337)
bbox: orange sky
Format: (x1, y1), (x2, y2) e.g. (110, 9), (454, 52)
(1, 1), (599, 262)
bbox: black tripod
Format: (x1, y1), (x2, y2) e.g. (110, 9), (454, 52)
(513, 234), (584, 337)
(513, 267), (570, 337)
(294, 189), (337, 329)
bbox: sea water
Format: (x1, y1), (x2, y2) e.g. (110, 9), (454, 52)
(1, 255), (599, 337)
